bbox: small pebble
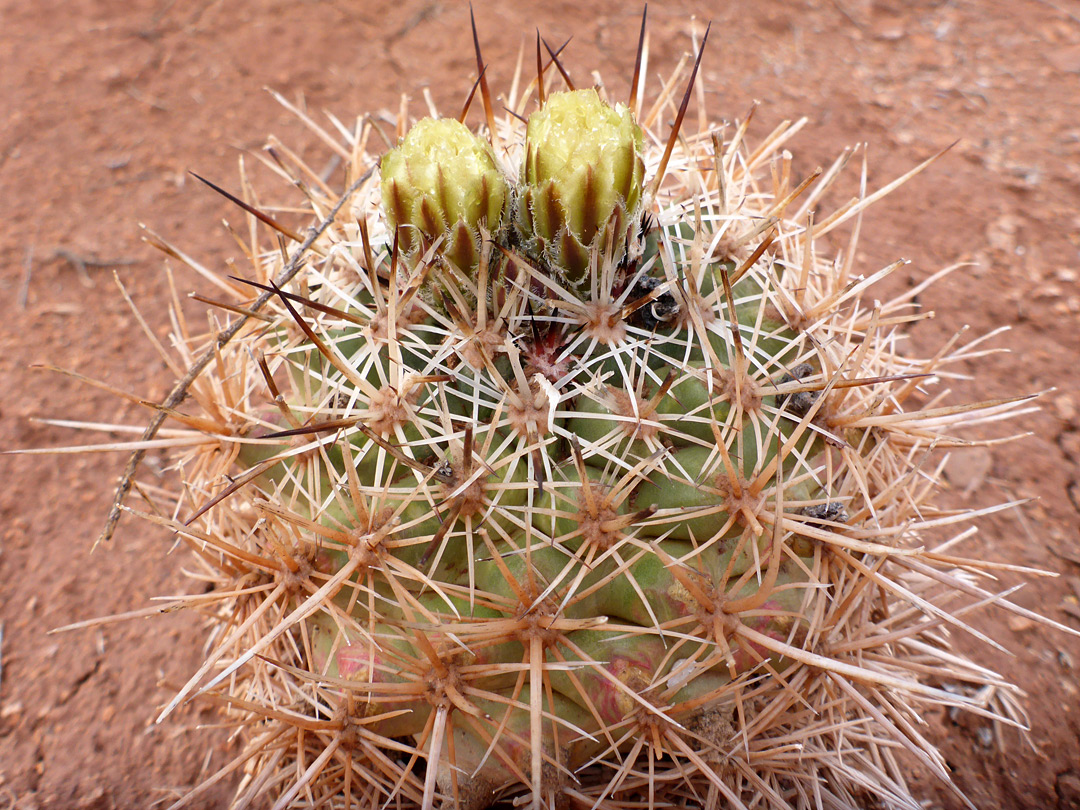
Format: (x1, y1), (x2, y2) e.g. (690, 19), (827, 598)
(1007, 615), (1035, 632)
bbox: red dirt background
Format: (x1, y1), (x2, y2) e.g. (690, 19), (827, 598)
(2, 1), (1079, 808)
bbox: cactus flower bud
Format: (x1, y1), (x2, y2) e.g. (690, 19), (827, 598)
(380, 118), (509, 275)
(517, 89), (645, 284)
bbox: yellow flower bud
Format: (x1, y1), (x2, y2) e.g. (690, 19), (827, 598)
(517, 89), (645, 284)
(380, 118), (508, 274)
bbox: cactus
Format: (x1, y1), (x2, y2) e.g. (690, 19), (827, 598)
(38, 12), (1067, 810)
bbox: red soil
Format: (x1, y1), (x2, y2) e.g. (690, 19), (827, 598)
(2, 1), (1078, 807)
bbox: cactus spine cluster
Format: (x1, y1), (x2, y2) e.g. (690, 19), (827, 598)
(47, 13), (1056, 810)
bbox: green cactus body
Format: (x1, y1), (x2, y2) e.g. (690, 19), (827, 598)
(106, 21), (1039, 810)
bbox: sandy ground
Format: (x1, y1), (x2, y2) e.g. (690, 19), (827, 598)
(1, 1), (1079, 807)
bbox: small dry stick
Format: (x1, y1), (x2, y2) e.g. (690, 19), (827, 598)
(53, 247), (139, 286)
(96, 166), (374, 549)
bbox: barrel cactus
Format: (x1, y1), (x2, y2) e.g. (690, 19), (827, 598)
(47, 12), (1064, 810)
